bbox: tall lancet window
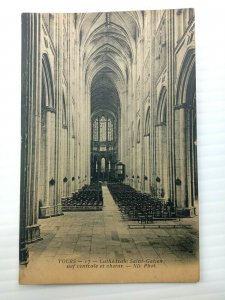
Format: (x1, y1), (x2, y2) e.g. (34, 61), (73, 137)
(100, 116), (107, 141)
(93, 118), (99, 141)
(108, 119), (113, 141)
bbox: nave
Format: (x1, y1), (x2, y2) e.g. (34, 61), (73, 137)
(20, 11), (198, 268)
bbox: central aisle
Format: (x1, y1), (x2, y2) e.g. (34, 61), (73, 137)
(102, 185), (120, 211)
(94, 185), (143, 260)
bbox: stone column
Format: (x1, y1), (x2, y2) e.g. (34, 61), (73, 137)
(55, 14), (63, 215)
(185, 107), (196, 213)
(143, 136), (150, 193)
(150, 11), (157, 192)
(20, 14), (42, 255)
(87, 87), (91, 185)
(58, 14), (64, 198)
(166, 10), (176, 205)
(162, 125), (169, 199)
(20, 13), (30, 263)
(41, 109), (51, 217)
(139, 37), (145, 193)
(175, 105), (195, 216)
(155, 125), (160, 193)
(175, 106), (189, 213)
(50, 111), (55, 213)
(26, 13), (42, 243)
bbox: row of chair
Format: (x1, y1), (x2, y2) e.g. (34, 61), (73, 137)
(61, 183), (103, 209)
(108, 183), (176, 223)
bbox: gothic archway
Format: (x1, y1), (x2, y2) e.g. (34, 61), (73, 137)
(39, 53), (56, 218)
(175, 49), (197, 212)
(156, 87), (168, 199)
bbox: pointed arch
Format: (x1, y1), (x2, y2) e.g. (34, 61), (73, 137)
(175, 48), (197, 208)
(176, 48), (195, 105)
(144, 107), (150, 136)
(42, 53), (54, 108)
(157, 87), (167, 125)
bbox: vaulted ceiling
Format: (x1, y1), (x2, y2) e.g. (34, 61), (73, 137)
(76, 12), (143, 118)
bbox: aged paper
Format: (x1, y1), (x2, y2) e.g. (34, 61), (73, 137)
(19, 9), (199, 284)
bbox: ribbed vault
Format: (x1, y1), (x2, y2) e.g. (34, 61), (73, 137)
(78, 11), (143, 115)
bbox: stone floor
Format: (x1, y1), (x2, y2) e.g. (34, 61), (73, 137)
(28, 186), (199, 267)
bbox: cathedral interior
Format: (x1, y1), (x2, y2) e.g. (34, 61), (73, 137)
(20, 10), (198, 269)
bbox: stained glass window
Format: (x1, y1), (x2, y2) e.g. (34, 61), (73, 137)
(100, 116), (106, 141)
(108, 119), (113, 141)
(92, 115), (114, 143)
(93, 118), (98, 141)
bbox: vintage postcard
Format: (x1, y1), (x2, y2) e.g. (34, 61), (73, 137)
(19, 9), (199, 284)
